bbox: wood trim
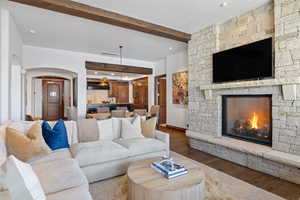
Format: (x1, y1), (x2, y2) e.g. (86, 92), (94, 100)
(87, 78), (118, 83)
(86, 61), (153, 75)
(9, 0), (191, 43)
(166, 125), (187, 132)
(155, 74), (167, 124)
(132, 77), (148, 82)
(37, 77), (66, 81)
(155, 74), (167, 79)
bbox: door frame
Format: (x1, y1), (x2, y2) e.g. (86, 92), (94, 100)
(155, 74), (167, 124)
(42, 78), (65, 121)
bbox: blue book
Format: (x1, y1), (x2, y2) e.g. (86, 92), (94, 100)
(167, 169), (188, 179)
(151, 164), (188, 179)
(151, 163), (167, 176)
(152, 159), (186, 176)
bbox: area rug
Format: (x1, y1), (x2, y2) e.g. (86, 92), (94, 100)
(90, 152), (284, 200)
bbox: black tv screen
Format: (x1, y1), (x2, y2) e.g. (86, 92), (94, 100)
(213, 38), (273, 83)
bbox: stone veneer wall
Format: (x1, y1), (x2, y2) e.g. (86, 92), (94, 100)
(275, 0), (300, 78)
(218, 3), (274, 51)
(188, 1), (300, 156)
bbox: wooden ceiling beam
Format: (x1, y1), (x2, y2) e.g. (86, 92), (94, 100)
(86, 61), (153, 75)
(9, 0), (191, 43)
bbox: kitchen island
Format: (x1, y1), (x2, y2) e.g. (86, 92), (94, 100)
(87, 103), (134, 114)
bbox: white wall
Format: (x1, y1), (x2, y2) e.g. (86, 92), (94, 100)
(9, 13), (23, 121)
(155, 50), (188, 128)
(23, 45), (155, 118)
(0, 7), (10, 123)
(0, 3), (23, 123)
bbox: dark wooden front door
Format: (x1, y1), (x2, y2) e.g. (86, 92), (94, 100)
(155, 75), (167, 124)
(42, 79), (64, 121)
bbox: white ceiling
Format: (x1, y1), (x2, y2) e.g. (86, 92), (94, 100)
(8, 0), (270, 61)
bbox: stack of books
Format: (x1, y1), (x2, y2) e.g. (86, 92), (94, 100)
(151, 159), (188, 179)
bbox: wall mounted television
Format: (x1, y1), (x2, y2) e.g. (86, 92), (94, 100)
(213, 38), (273, 83)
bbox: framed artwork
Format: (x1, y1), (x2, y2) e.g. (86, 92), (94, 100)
(172, 71), (188, 105)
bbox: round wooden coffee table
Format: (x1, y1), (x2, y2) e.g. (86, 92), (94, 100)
(127, 154), (206, 200)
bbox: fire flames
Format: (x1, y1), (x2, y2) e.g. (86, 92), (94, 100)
(249, 112), (259, 129)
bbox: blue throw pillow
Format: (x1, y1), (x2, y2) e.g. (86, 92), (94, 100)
(42, 120), (70, 150)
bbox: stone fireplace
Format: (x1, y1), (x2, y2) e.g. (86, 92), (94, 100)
(222, 95), (272, 146)
(187, 1), (300, 185)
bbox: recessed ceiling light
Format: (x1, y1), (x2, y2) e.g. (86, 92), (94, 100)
(94, 71), (98, 75)
(29, 29), (36, 34)
(169, 47), (173, 51)
(220, 2), (228, 7)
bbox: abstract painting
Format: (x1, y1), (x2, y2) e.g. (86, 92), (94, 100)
(172, 71), (188, 105)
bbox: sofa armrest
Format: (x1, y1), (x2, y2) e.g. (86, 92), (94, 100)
(155, 130), (170, 157)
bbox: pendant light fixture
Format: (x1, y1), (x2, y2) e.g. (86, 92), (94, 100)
(119, 45), (127, 81)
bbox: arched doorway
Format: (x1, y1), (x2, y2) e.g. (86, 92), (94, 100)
(26, 68), (78, 121)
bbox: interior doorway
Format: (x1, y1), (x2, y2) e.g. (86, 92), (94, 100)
(42, 78), (64, 121)
(155, 75), (167, 125)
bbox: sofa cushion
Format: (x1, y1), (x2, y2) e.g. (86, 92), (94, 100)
(47, 185), (92, 200)
(4, 155), (46, 200)
(111, 117), (146, 140)
(29, 148), (72, 165)
(120, 116), (144, 139)
(42, 120), (70, 150)
(97, 119), (114, 140)
(32, 159), (88, 195)
(6, 122), (51, 162)
(70, 141), (129, 167)
(115, 138), (166, 157)
(112, 118), (122, 139)
(77, 119), (99, 143)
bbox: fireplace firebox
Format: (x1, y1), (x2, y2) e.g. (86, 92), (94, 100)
(222, 95), (272, 146)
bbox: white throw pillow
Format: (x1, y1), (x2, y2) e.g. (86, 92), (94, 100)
(4, 156), (46, 200)
(97, 119), (114, 140)
(121, 116), (144, 139)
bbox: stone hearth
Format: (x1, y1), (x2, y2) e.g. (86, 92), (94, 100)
(187, 1), (300, 184)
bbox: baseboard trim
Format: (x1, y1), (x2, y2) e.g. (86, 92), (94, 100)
(166, 125), (187, 132)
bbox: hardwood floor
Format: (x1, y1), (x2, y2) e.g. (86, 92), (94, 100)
(159, 127), (300, 200)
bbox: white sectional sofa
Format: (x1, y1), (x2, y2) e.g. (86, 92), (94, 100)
(0, 118), (170, 199)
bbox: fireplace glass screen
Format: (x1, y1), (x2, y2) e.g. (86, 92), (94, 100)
(222, 95), (272, 146)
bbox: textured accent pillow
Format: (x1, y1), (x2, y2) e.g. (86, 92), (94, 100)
(6, 123), (51, 162)
(42, 120), (70, 150)
(77, 118), (99, 143)
(121, 116), (144, 139)
(142, 117), (157, 138)
(4, 155), (46, 200)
